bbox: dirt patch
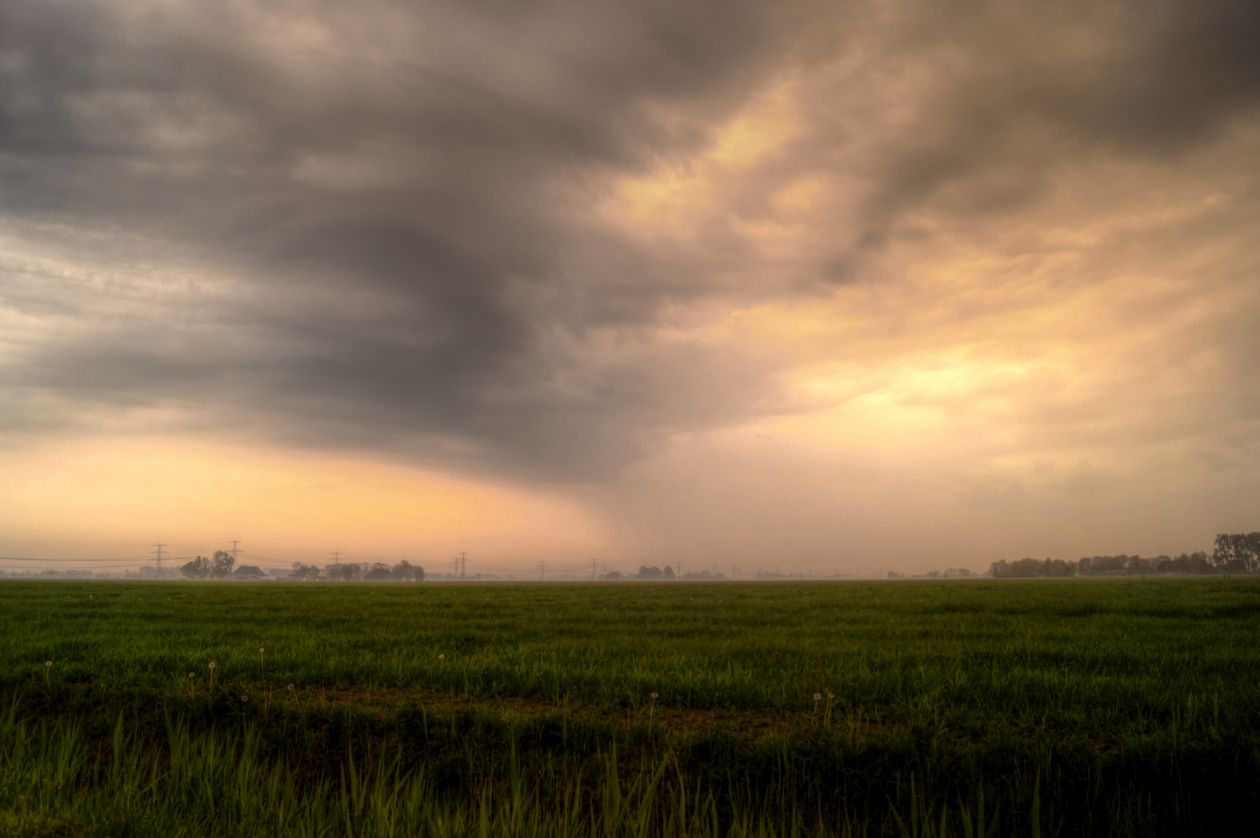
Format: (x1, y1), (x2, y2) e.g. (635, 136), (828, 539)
(274, 683), (885, 742)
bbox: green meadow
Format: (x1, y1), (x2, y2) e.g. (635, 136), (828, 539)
(1, 578), (1257, 836)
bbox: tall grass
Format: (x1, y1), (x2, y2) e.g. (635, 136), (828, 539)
(0, 704), (818, 837)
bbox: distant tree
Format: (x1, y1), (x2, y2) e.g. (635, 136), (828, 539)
(637, 566), (663, 579)
(681, 569), (725, 580)
(1078, 555), (1133, 576)
(991, 557), (1076, 578)
(324, 562), (364, 581)
(391, 560), (423, 581)
(209, 550), (235, 579)
(364, 563), (393, 581)
(181, 555), (211, 579)
(1047, 558), (1075, 577)
(290, 562), (321, 580)
(1212, 533), (1260, 573)
(1178, 551), (1212, 574)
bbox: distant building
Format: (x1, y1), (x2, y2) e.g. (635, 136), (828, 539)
(231, 565), (268, 580)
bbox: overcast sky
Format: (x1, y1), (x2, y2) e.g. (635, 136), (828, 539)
(2, 0), (1258, 574)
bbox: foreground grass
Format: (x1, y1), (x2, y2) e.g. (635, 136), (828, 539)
(1, 578), (1258, 835)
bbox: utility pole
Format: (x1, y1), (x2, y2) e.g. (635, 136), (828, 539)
(230, 539), (242, 562)
(538, 560), (545, 581)
(331, 551), (342, 566)
(592, 558), (597, 580)
(152, 543), (165, 578)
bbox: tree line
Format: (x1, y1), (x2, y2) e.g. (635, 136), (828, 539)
(990, 532), (1260, 578)
(179, 551), (424, 581)
(294, 560), (424, 581)
(179, 551), (239, 579)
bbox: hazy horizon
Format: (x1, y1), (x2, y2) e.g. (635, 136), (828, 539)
(3, 1), (1259, 575)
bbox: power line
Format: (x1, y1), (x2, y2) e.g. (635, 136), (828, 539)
(0, 555), (148, 563)
(0, 563), (140, 571)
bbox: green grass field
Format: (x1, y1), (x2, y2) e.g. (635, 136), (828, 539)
(1, 578), (1257, 836)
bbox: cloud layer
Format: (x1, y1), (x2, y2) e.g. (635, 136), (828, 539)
(1, 1), (822, 476)
(3, 1), (1259, 565)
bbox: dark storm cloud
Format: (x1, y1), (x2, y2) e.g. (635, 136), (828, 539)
(1, 0), (810, 476)
(851, 0), (1260, 243)
(2, 0), (1257, 479)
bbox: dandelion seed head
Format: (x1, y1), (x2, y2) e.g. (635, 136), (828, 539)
(650, 692), (659, 701)
(44, 660), (53, 668)
(259, 647), (265, 655)
(208, 661), (217, 670)
(813, 693), (821, 702)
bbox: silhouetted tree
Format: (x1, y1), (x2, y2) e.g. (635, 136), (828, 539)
(324, 562), (364, 581)
(290, 562), (321, 580)
(209, 550), (235, 579)
(1078, 555), (1142, 575)
(391, 560), (423, 581)
(990, 557), (1076, 578)
(638, 565), (677, 579)
(1212, 532), (1260, 573)
(180, 555), (211, 579)
(364, 562), (393, 581)
(1172, 551), (1212, 574)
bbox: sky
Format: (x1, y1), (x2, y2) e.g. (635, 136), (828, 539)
(2, 0), (1258, 576)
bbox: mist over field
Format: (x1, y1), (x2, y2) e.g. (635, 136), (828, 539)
(3, 0), (1260, 573)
